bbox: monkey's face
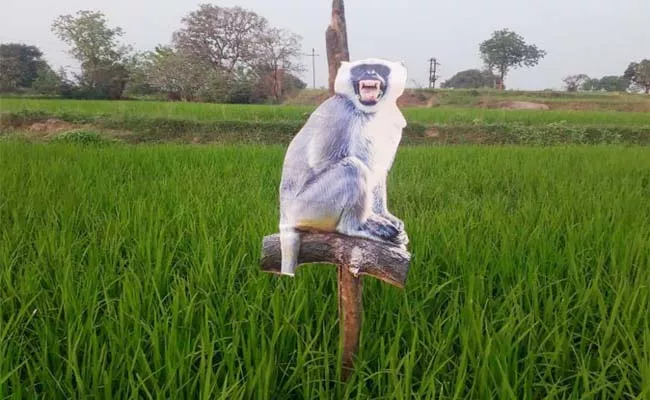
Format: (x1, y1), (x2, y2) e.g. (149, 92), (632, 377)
(350, 64), (391, 106)
(334, 58), (407, 112)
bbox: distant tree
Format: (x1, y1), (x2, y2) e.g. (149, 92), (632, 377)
(122, 52), (159, 97)
(172, 4), (268, 74)
(80, 61), (130, 99)
(598, 75), (630, 92)
(441, 69), (500, 89)
(581, 77), (601, 92)
(31, 63), (63, 95)
(282, 72), (308, 93)
(227, 67), (265, 104)
(479, 29), (546, 90)
(142, 46), (226, 102)
(0, 43), (52, 91)
(253, 27), (305, 102)
(624, 60), (650, 94)
(52, 10), (132, 99)
(563, 74), (590, 92)
(167, 4), (305, 103)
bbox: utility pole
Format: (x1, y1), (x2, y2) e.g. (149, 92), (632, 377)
(302, 48), (320, 89)
(428, 58), (440, 88)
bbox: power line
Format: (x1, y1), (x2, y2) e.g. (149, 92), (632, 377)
(302, 48), (320, 89)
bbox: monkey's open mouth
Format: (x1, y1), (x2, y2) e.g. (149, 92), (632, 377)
(358, 80), (383, 103)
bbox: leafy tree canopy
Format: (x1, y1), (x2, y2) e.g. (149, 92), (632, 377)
(441, 69), (499, 89)
(479, 29), (546, 90)
(0, 43), (51, 91)
(51, 10), (132, 99)
(624, 60), (650, 94)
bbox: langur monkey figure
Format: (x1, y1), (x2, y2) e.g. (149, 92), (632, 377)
(278, 58), (409, 276)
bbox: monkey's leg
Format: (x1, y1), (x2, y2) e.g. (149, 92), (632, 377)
(371, 179), (408, 246)
(283, 157), (405, 248)
(302, 157), (403, 244)
(371, 179), (403, 229)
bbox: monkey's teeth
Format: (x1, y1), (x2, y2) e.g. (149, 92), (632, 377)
(358, 80), (382, 103)
(360, 80), (380, 89)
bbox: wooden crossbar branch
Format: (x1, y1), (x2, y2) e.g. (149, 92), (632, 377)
(260, 232), (411, 380)
(260, 233), (411, 287)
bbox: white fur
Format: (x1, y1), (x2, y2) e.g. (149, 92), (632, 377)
(334, 58), (408, 113)
(341, 59), (408, 191)
(278, 57), (409, 277)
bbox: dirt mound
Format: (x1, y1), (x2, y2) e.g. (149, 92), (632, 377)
(424, 127), (440, 138)
(20, 119), (94, 140)
(496, 101), (550, 110)
(27, 119), (78, 134)
(397, 91), (438, 108)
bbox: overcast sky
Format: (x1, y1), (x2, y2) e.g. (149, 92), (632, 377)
(1, 0), (649, 90)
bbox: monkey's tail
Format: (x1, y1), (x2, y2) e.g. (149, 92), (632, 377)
(279, 226), (301, 277)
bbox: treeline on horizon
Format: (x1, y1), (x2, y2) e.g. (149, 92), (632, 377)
(0, 5), (308, 104)
(1, 4), (649, 104)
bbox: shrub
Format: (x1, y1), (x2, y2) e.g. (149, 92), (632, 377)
(53, 130), (113, 145)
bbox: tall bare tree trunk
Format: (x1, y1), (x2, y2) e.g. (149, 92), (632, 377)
(326, 0), (350, 96)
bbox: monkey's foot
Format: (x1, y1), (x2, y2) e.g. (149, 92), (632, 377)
(384, 213), (405, 232)
(394, 229), (409, 247)
(383, 214), (408, 246)
(361, 215), (408, 247)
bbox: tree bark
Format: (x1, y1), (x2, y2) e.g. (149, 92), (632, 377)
(260, 232), (410, 288)
(498, 69), (505, 90)
(338, 264), (362, 380)
(326, 0), (350, 96)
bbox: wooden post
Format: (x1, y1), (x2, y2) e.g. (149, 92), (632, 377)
(338, 264), (363, 380)
(325, 4), (358, 375)
(326, 0), (350, 96)
(260, 232), (411, 381)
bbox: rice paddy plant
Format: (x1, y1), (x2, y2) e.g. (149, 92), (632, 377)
(2, 98), (649, 126)
(0, 142), (649, 398)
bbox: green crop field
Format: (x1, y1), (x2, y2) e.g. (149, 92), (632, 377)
(285, 88), (650, 112)
(1, 141), (649, 399)
(2, 98), (649, 126)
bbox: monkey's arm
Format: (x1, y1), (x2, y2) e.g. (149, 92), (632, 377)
(305, 98), (352, 169)
(371, 107), (408, 231)
(371, 177), (405, 230)
(370, 178), (407, 247)
(371, 179), (388, 214)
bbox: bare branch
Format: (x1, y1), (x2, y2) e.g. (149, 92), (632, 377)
(172, 4), (269, 74)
